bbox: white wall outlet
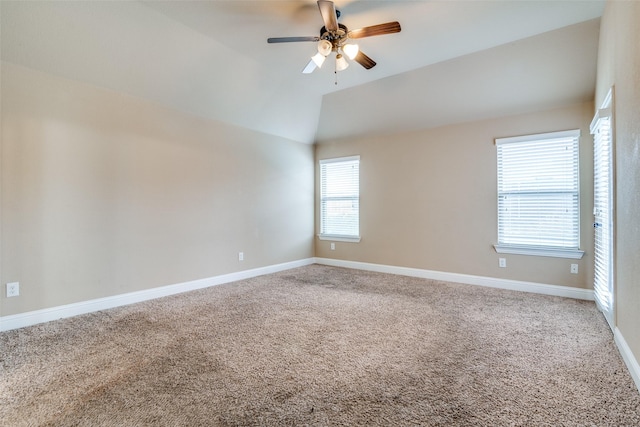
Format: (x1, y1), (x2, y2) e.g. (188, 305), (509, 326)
(570, 264), (579, 274)
(238, 252), (244, 261)
(330, 242), (335, 250)
(6, 282), (19, 298)
(499, 258), (507, 268)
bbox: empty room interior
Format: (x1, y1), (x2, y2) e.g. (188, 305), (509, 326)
(1, 0), (640, 424)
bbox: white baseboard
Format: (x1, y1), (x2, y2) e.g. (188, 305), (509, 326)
(0, 257), (595, 328)
(0, 258), (315, 332)
(5, 257), (634, 394)
(614, 328), (640, 394)
(313, 257), (594, 301)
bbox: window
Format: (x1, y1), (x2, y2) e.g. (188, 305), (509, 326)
(591, 89), (614, 328)
(494, 130), (584, 259)
(319, 156), (360, 242)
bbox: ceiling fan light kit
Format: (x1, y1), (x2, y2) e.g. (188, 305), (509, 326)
(267, 0), (401, 79)
(317, 39), (333, 56)
(335, 53), (349, 71)
(343, 43), (359, 60)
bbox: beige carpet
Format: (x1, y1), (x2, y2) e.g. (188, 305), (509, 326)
(1, 265), (639, 426)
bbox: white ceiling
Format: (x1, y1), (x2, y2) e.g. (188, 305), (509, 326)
(1, 1), (604, 144)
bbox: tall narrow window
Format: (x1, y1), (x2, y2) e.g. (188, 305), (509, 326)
(591, 90), (614, 329)
(319, 156), (360, 242)
(495, 130), (584, 259)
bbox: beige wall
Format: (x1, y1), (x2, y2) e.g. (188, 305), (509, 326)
(596, 0), (640, 369)
(315, 102), (595, 289)
(0, 62), (314, 317)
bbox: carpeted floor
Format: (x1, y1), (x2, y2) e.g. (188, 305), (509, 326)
(1, 265), (639, 426)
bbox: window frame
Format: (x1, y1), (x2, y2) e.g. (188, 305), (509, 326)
(494, 129), (584, 259)
(591, 88), (615, 328)
(318, 155), (361, 243)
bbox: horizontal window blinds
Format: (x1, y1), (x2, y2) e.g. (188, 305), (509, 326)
(592, 113), (613, 317)
(320, 157), (360, 238)
(496, 131), (580, 250)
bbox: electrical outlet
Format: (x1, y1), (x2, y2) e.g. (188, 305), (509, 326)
(6, 282), (19, 298)
(330, 242), (335, 250)
(570, 264), (578, 274)
(238, 252), (244, 261)
(499, 258), (507, 268)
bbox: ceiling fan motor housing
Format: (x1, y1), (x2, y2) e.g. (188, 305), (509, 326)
(320, 23), (349, 51)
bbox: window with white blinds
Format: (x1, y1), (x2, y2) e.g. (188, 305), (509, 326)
(591, 104), (613, 328)
(494, 130), (584, 258)
(319, 156), (360, 241)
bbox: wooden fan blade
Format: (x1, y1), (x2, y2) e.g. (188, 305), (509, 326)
(353, 51), (376, 69)
(348, 21), (401, 39)
(268, 36), (320, 43)
(317, 0), (338, 32)
(302, 59), (317, 74)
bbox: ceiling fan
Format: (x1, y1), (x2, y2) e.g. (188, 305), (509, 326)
(267, 0), (401, 74)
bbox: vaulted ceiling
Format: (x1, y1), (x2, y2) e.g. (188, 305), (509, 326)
(1, 1), (604, 144)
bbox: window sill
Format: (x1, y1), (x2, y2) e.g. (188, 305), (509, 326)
(494, 244), (584, 259)
(318, 234), (361, 243)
